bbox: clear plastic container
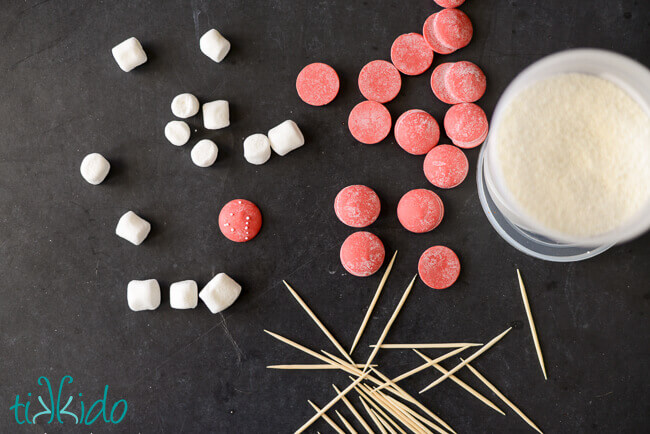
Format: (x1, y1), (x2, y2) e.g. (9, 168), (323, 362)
(477, 49), (650, 262)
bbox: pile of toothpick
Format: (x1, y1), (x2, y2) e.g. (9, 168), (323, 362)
(266, 252), (547, 433)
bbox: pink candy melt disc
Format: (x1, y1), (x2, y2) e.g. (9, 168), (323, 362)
(334, 185), (381, 228)
(423, 144), (469, 188)
(358, 60), (402, 103)
(394, 109), (440, 155)
(218, 199), (262, 242)
(340, 231), (386, 277)
(296, 62), (340, 106)
(418, 245), (461, 289)
(348, 100), (392, 144)
(390, 33), (434, 76)
(397, 189), (444, 233)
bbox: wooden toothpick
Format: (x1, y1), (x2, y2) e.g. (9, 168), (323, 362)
(517, 269), (547, 380)
(363, 275), (417, 372)
(283, 280), (354, 363)
(419, 327), (512, 393)
(308, 400), (346, 434)
(413, 349), (504, 415)
(462, 359), (544, 434)
(350, 251), (398, 354)
(335, 410), (358, 434)
(370, 343), (482, 350)
(267, 363), (375, 370)
(333, 384), (374, 434)
(295, 371), (371, 433)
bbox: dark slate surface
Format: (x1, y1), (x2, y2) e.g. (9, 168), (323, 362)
(0, 0), (648, 432)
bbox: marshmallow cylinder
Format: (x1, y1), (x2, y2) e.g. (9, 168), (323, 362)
(243, 134), (272, 165)
(165, 120), (191, 146)
(191, 139), (219, 167)
(202, 100), (230, 130)
(116, 211), (151, 245)
(171, 93), (200, 118)
(200, 29), (231, 63)
(170, 280), (198, 309)
(111, 37), (147, 72)
(199, 273), (241, 314)
(127, 279), (161, 311)
(80, 153), (110, 185)
(268, 120), (305, 156)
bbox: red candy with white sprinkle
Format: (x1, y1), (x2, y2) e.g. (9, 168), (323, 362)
(397, 189), (444, 233)
(390, 33), (434, 76)
(358, 60), (402, 103)
(424, 144), (469, 189)
(394, 109), (440, 155)
(219, 199), (262, 242)
(444, 103), (488, 148)
(340, 231), (386, 277)
(446, 61), (486, 103)
(334, 185), (381, 228)
(348, 100), (392, 144)
(434, 8), (473, 51)
(418, 245), (461, 289)
(296, 62), (340, 106)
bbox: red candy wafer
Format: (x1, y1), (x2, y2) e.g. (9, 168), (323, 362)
(423, 144), (469, 188)
(397, 189), (444, 233)
(431, 63), (460, 104)
(358, 60), (402, 103)
(444, 103), (488, 146)
(394, 109), (440, 155)
(218, 199), (262, 242)
(296, 62), (340, 106)
(445, 61), (486, 103)
(433, 8), (473, 51)
(434, 0), (466, 7)
(334, 185), (381, 228)
(423, 14), (455, 55)
(390, 33), (434, 76)
(348, 101), (392, 144)
(340, 231), (386, 277)
(418, 245), (460, 289)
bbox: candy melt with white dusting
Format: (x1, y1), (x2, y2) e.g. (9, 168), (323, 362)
(495, 73), (650, 239)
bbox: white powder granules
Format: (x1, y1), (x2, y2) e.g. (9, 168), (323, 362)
(496, 73), (650, 239)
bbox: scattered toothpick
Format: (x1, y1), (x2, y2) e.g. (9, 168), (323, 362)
(332, 384), (374, 434)
(308, 400), (345, 434)
(358, 393), (399, 434)
(359, 397), (388, 434)
(370, 343), (482, 349)
(335, 410), (358, 434)
(356, 384), (406, 434)
(295, 371), (371, 433)
(284, 280), (354, 364)
(420, 327), (512, 393)
(413, 349), (504, 415)
(267, 363), (375, 370)
(517, 269), (547, 380)
(350, 251), (398, 354)
(375, 345), (470, 391)
(363, 275), (417, 372)
(462, 359), (544, 434)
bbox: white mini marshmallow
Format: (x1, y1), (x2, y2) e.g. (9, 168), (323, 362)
(199, 273), (241, 314)
(127, 279), (160, 311)
(116, 211), (151, 245)
(171, 93), (200, 118)
(170, 280), (198, 309)
(111, 37), (147, 72)
(191, 139), (219, 167)
(243, 134), (272, 165)
(268, 120), (305, 156)
(165, 120), (191, 146)
(200, 29), (231, 63)
(80, 153), (110, 185)
(202, 100), (230, 130)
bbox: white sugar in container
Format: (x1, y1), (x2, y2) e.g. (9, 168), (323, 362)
(478, 49), (650, 261)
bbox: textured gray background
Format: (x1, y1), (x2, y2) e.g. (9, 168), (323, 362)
(0, 0), (648, 432)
